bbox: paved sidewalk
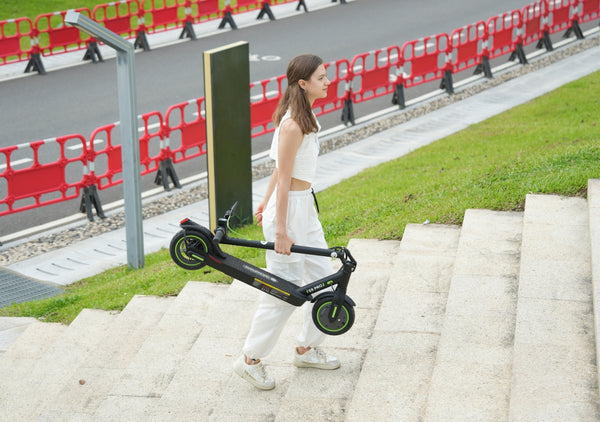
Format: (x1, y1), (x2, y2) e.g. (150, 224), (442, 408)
(5, 41), (600, 287)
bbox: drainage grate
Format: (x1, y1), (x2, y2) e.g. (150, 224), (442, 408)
(0, 267), (63, 308)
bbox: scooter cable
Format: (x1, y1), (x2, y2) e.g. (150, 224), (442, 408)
(226, 217), (250, 240)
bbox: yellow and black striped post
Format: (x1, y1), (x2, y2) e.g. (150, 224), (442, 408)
(203, 41), (252, 231)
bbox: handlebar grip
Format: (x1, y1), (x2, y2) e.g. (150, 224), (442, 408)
(290, 244), (335, 257)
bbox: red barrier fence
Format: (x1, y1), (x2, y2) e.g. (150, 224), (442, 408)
(1, 0), (600, 221)
(449, 22), (487, 75)
(576, 0), (600, 23)
(191, 0), (222, 23)
(92, 0), (141, 39)
(138, 110), (164, 175)
(250, 75), (286, 137)
(232, 0), (262, 13)
(140, 0), (187, 34)
(88, 123), (123, 190)
(165, 97), (207, 163)
(486, 9), (523, 61)
(0, 17), (33, 65)
(34, 9), (94, 57)
(335, 48), (400, 125)
(348, 47), (401, 104)
(87, 112), (165, 191)
(546, 0), (576, 34)
(0, 135), (87, 217)
(137, 0), (200, 44)
(401, 34), (451, 89)
(521, 1), (545, 48)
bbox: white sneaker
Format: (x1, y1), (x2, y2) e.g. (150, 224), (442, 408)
(233, 355), (275, 390)
(293, 347), (340, 370)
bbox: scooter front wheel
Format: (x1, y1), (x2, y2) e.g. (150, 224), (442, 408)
(170, 230), (211, 270)
(312, 294), (355, 336)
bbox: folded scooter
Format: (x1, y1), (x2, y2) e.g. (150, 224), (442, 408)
(169, 202), (357, 335)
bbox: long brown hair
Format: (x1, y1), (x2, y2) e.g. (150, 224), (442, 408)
(273, 54), (323, 134)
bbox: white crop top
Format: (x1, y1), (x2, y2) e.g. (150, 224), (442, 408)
(269, 110), (320, 184)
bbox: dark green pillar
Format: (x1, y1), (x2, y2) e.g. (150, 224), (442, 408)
(203, 41), (252, 230)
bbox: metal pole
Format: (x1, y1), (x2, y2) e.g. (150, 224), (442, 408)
(65, 11), (144, 269)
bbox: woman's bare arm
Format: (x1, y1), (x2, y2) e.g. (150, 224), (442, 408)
(274, 119), (304, 255)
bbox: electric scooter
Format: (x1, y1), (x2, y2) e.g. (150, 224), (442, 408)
(169, 202), (357, 335)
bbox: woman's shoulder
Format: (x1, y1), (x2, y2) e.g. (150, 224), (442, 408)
(279, 116), (303, 138)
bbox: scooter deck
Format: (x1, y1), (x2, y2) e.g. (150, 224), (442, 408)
(199, 249), (309, 306)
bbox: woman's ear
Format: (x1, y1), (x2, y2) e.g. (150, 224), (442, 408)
(298, 79), (307, 91)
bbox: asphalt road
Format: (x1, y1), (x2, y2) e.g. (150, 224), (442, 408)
(0, 0), (549, 238)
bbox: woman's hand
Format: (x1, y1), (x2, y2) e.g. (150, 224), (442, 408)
(255, 203), (266, 226)
(275, 231), (294, 255)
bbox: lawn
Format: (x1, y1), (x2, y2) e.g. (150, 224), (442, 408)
(0, 0), (228, 21)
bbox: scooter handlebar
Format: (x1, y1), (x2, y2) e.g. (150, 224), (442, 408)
(290, 244), (333, 257)
(220, 236), (340, 258)
(213, 227), (225, 245)
(206, 202), (347, 259)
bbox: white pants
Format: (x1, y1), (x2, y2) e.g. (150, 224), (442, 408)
(242, 189), (334, 359)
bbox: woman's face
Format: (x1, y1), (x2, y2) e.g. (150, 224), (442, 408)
(300, 64), (330, 104)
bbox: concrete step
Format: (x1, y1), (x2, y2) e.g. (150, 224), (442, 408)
(0, 319), (65, 361)
(35, 295), (174, 421)
(0, 317), (37, 354)
(509, 194), (599, 420)
(588, 179), (600, 385)
(0, 320), (66, 411)
(47, 282), (224, 417)
(0, 308), (116, 421)
(346, 224), (460, 421)
(143, 278), (263, 420)
(425, 209), (523, 421)
(91, 281), (229, 419)
(3, 183), (600, 421)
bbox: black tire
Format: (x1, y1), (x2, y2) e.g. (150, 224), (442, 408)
(312, 294), (355, 335)
(169, 230), (210, 270)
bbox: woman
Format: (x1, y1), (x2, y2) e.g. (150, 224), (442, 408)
(233, 54), (340, 390)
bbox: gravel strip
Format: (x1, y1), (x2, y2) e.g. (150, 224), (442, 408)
(1, 33), (599, 267)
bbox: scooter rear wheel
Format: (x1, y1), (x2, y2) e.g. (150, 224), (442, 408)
(170, 230), (210, 270)
(312, 294), (355, 336)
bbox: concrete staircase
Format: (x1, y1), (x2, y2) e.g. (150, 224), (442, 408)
(1, 179), (600, 421)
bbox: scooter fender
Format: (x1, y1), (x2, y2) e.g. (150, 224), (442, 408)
(311, 291), (356, 307)
(180, 220), (214, 240)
